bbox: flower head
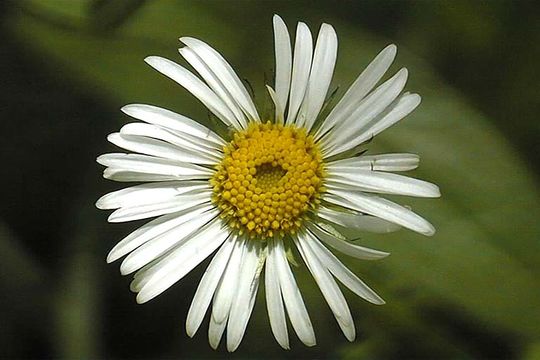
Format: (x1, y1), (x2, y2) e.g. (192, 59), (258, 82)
(97, 15), (440, 351)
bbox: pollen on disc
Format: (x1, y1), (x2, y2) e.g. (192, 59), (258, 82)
(210, 122), (324, 239)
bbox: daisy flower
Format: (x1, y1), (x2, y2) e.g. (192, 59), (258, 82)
(96, 15), (440, 351)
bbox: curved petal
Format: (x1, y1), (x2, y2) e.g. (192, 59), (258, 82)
(180, 37), (259, 122)
(273, 14), (292, 121)
(306, 233), (385, 305)
(286, 22), (313, 125)
(326, 169), (441, 198)
(316, 205), (400, 234)
(121, 104), (225, 145)
(307, 222), (390, 260)
(144, 56), (238, 128)
(227, 242), (263, 352)
(179, 46), (246, 129)
(134, 216), (229, 304)
(120, 209), (219, 275)
(265, 238), (289, 349)
(186, 236), (235, 337)
(295, 232), (355, 341)
(274, 238), (316, 346)
(107, 189), (212, 223)
(315, 44), (397, 140)
(324, 191), (436, 236)
(97, 153), (214, 178)
(322, 68), (408, 157)
(298, 23), (338, 131)
(327, 153), (419, 172)
(106, 203), (213, 263)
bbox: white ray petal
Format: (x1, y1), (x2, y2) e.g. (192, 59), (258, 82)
(186, 236), (235, 337)
(227, 242), (263, 352)
(307, 234), (385, 305)
(307, 222), (389, 260)
(266, 85), (285, 124)
(274, 239), (316, 346)
(352, 92), (422, 147)
(324, 191), (436, 236)
(328, 153), (419, 172)
(265, 238), (289, 349)
(180, 37), (259, 121)
(144, 56), (238, 127)
(298, 23), (338, 132)
(96, 181), (209, 210)
(106, 203), (214, 263)
(212, 237), (246, 325)
(322, 68), (408, 156)
(97, 153), (214, 178)
(107, 189), (212, 223)
(119, 122), (222, 158)
(120, 209), (219, 275)
(121, 104), (224, 145)
(273, 14), (292, 121)
(102, 169), (186, 182)
(326, 169), (441, 198)
(295, 233), (355, 341)
(135, 217), (229, 304)
(107, 133), (217, 165)
(286, 22), (313, 125)
(316, 205), (400, 234)
(208, 310), (227, 350)
(179, 46), (246, 129)
(315, 44), (397, 140)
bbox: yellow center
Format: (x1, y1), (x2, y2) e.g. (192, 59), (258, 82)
(211, 122), (325, 239)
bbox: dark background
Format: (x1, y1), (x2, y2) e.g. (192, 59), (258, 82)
(1, 0), (539, 358)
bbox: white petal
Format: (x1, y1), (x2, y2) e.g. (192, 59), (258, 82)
(106, 203), (213, 263)
(265, 238), (289, 349)
(121, 104), (224, 145)
(274, 238), (316, 346)
(273, 14), (292, 121)
(307, 234), (385, 305)
(212, 237), (246, 325)
(120, 209), (219, 275)
(144, 56), (237, 127)
(107, 189), (212, 223)
(326, 169), (441, 198)
(322, 68), (408, 157)
(107, 133), (217, 165)
(315, 44), (397, 140)
(102, 169), (182, 182)
(286, 22), (313, 125)
(186, 236), (235, 337)
(295, 232), (355, 341)
(316, 205), (400, 234)
(298, 23), (338, 131)
(352, 92), (421, 146)
(227, 242), (263, 352)
(266, 85), (285, 124)
(179, 46), (246, 129)
(328, 153), (419, 172)
(324, 191), (436, 236)
(208, 310), (227, 350)
(119, 122), (222, 158)
(307, 222), (390, 260)
(97, 153), (214, 178)
(135, 217), (229, 304)
(180, 37), (259, 122)
(96, 181), (209, 210)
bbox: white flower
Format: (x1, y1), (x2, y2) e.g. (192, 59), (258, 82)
(96, 15), (440, 352)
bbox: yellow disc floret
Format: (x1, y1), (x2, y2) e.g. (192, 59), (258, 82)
(211, 122), (324, 239)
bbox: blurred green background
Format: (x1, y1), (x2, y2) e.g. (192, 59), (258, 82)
(1, 0), (539, 358)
